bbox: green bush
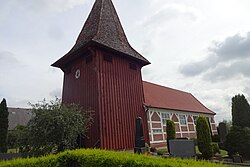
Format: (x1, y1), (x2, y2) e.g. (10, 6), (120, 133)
(225, 126), (250, 158)
(0, 98), (8, 153)
(212, 135), (220, 143)
(0, 155), (57, 167)
(196, 116), (213, 159)
(0, 149), (226, 167)
(150, 147), (157, 153)
(166, 119), (176, 153)
(157, 148), (168, 155)
(211, 143), (220, 155)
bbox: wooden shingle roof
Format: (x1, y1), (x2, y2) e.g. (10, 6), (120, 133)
(143, 81), (216, 115)
(52, 0), (150, 68)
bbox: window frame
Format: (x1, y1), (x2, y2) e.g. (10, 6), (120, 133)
(179, 114), (187, 126)
(152, 128), (163, 134)
(161, 113), (170, 126)
(193, 116), (198, 125)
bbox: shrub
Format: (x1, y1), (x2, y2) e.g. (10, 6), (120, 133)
(0, 149), (226, 167)
(225, 126), (250, 158)
(150, 147), (157, 153)
(157, 148), (168, 155)
(211, 143), (220, 155)
(0, 155), (57, 167)
(145, 143), (150, 152)
(166, 119), (176, 153)
(0, 98), (8, 153)
(231, 94), (250, 128)
(196, 116), (213, 159)
(211, 135), (220, 143)
(21, 98), (93, 156)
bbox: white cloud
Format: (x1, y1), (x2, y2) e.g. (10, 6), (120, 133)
(180, 31), (250, 79)
(49, 88), (62, 98)
(1, 0), (250, 124)
(0, 0), (89, 15)
(33, 0), (89, 12)
(0, 51), (24, 72)
(142, 4), (202, 30)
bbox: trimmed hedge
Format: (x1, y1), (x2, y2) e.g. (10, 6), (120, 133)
(0, 149), (225, 167)
(166, 120), (176, 153)
(196, 116), (213, 159)
(0, 155), (57, 167)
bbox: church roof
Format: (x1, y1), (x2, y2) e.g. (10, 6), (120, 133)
(8, 108), (33, 130)
(143, 81), (215, 115)
(52, 0), (150, 68)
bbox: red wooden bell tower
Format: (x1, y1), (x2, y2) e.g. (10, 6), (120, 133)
(52, 0), (150, 150)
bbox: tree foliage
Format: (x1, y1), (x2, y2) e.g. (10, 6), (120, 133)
(166, 120), (176, 153)
(196, 116), (213, 159)
(232, 94), (250, 128)
(7, 125), (29, 152)
(225, 126), (250, 158)
(25, 99), (93, 156)
(0, 98), (8, 153)
(225, 94), (250, 158)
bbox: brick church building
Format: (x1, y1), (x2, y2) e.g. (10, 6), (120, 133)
(52, 0), (217, 149)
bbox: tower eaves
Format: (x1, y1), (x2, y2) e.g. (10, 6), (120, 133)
(52, 0), (150, 68)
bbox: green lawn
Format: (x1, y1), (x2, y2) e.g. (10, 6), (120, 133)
(195, 146), (228, 156)
(157, 146), (228, 157)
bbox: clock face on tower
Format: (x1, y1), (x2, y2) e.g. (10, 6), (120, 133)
(75, 69), (80, 79)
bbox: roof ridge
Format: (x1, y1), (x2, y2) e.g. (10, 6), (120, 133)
(143, 81), (216, 115)
(143, 80), (190, 94)
(94, 0), (103, 41)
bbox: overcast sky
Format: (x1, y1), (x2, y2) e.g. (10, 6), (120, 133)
(1, 0), (250, 123)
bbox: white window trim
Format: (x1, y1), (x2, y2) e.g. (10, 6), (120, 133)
(179, 114), (187, 126)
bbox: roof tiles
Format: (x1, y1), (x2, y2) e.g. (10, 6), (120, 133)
(143, 81), (215, 115)
(8, 108), (32, 130)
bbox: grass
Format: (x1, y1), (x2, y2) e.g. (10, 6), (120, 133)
(157, 148), (168, 155)
(157, 146), (228, 157)
(219, 149), (228, 156)
(195, 146), (228, 156)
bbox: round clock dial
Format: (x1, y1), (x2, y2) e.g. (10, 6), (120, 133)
(75, 69), (80, 79)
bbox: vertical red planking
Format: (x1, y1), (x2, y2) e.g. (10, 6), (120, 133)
(95, 51), (149, 150)
(62, 49), (149, 150)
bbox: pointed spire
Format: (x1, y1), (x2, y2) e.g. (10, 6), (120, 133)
(52, 0), (150, 68)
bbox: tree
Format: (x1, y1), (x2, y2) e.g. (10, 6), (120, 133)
(196, 116), (213, 159)
(166, 120), (176, 153)
(26, 98), (93, 156)
(225, 126), (250, 158)
(232, 94), (250, 128)
(7, 125), (29, 152)
(0, 98), (8, 153)
(222, 119), (232, 130)
(224, 94), (250, 158)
